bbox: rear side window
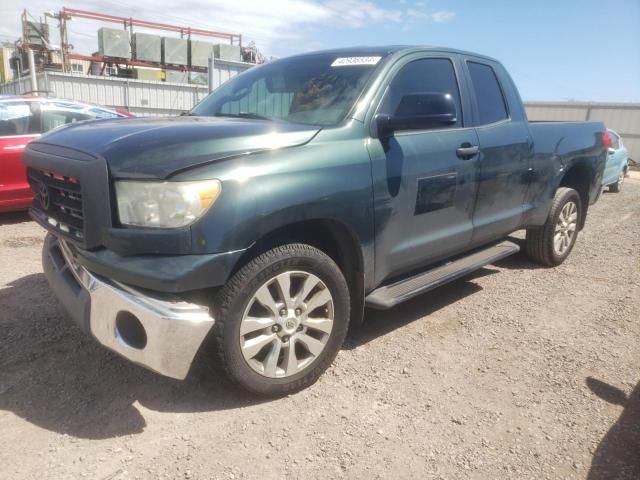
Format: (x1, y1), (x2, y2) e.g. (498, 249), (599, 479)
(41, 109), (95, 133)
(0, 101), (38, 136)
(467, 62), (508, 125)
(608, 131), (620, 149)
(379, 58), (462, 128)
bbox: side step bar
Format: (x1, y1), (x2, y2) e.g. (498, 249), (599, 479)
(365, 240), (520, 310)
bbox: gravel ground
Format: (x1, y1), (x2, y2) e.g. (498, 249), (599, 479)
(1, 174), (639, 480)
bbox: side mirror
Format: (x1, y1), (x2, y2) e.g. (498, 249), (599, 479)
(376, 92), (457, 138)
(608, 148), (615, 154)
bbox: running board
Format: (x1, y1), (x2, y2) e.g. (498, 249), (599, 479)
(365, 241), (520, 310)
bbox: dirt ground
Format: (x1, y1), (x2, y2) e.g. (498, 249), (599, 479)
(1, 174), (639, 480)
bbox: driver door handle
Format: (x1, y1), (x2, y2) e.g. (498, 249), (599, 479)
(456, 144), (479, 160)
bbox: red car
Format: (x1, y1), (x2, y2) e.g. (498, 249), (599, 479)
(0, 97), (133, 212)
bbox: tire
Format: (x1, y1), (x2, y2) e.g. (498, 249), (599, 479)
(212, 243), (350, 396)
(609, 169), (624, 193)
(525, 187), (582, 267)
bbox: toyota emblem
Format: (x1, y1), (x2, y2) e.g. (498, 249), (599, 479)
(38, 183), (51, 211)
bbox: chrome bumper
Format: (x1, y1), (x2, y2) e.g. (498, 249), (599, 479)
(43, 234), (215, 379)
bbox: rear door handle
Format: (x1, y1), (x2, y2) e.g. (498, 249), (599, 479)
(456, 144), (479, 160)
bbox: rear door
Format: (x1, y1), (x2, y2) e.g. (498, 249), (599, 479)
(462, 59), (532, 245)
(367, 53), (480, 283)
(604, 130), (624, 185)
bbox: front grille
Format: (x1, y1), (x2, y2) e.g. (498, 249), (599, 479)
(28, 168), (84, 240)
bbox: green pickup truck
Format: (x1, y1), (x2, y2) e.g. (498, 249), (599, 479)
(23, 46), (608, 395)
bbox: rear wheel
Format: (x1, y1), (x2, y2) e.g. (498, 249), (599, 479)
(525, 187), (582, 266)
(212, 243), (350, 396)
(609, 169), (624, 193)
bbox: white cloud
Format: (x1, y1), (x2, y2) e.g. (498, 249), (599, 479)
(324, 0), (403, 27)
(0, 0), (449, 57)
(405, 5), (456, 25)
(430, 10), (456, 23)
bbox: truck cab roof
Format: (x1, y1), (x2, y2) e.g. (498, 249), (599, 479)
(286, 45), (500, 63)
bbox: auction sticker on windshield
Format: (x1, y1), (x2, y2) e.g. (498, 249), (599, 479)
(331, 56), (382, 67)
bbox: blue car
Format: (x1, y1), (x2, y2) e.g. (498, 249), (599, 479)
(603, 129), (629, 192)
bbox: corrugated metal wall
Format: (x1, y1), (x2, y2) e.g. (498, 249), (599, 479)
(0, 72), (206, 116)
(48, 73), (206, 116)
(0, 59), (252, 117)
(0, 76), (33, 96)
(525, 102), (640, 160)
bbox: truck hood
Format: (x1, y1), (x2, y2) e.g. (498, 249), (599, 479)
(33, 116), (321, 179)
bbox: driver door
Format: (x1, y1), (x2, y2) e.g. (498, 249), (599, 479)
(0, 101), (41, 210)
(366, 54), (480, 284)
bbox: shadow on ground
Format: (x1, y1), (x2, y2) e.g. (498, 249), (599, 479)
(348, 267), (496, 348)
(0, 266), (494, 439)
(586, 377), (640, 479)
(0, 273), (266, 440)
(491, 236), (549, 271)
(0, 211), (31, 226)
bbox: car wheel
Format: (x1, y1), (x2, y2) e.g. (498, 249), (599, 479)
(212, 243), (350, 396)
(609, 169), (624, 193)
(525, 187), (582, 266)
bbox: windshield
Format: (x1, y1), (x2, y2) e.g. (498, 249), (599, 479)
(191, 53), (386, 126)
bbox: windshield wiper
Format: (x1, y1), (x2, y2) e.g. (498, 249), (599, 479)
(214, 112), (275, 121)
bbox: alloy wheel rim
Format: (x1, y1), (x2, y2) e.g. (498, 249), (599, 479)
(239, 270), (334, 378)
(618, 171), (625, 186)
(553, 201), (578, 256)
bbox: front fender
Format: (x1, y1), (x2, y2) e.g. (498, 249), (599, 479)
(176, 126), (376, 275)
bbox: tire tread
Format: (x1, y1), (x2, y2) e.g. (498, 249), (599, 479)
(211, 243), (349, 396)
(525, 187), (580, 267)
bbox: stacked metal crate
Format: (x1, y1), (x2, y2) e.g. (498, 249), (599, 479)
(97, 28), (131, 59)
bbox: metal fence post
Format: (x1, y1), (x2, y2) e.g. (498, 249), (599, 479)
(208, 55), (215, 93)
(125, 80), (130, 111)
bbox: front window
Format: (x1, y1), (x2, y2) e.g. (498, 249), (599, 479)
(191, 53), (387, 126)
(378, 58), (463, 129)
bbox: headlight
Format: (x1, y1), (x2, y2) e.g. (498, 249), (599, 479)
(115, 179), (221, 228)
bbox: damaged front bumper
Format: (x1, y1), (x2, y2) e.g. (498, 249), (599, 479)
(42, 234), (215, 379)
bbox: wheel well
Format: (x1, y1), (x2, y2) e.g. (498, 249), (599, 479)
(232, 220), (366, 326)
(559, 165), (591, 229)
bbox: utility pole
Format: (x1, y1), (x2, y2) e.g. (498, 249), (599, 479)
(27, 48), (38, 93)
(45, 9), (70, 72)
(60, 11), (69, 72)
(207, 54), (215, 93)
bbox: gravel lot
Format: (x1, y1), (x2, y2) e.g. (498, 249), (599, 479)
(1, 174), (639, 480)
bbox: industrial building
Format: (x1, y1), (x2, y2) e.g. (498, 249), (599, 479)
(0, 8), (260, 89)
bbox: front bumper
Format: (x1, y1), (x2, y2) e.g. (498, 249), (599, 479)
(42, 234), (215, 379)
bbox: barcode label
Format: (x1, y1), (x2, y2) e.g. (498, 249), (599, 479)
(331, 56), (382, 67)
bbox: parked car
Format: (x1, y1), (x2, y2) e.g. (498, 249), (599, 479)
(24, 47), (608, 395)
(0, 97), (132, 212)
(602, 128), (629, 192)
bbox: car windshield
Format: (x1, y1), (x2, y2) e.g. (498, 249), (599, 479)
(191, 53), (386, 126)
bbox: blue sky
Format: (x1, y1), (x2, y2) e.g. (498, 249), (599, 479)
(2, 0), (639, 101)
(282, 0), (640, 102)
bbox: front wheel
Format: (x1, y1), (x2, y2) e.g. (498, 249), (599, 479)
(212, 243), (350, 396)
(525, 187), (582, 267)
